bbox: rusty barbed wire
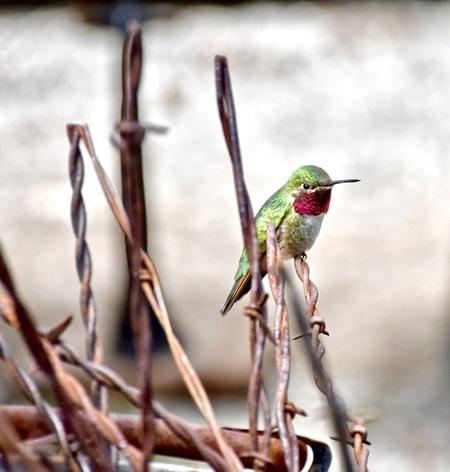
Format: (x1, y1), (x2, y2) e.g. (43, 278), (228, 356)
(68, 121), (108, 426)
(215, 54), (273, 470)
(57, 334), (316, 472)
(0, 249), (143, 470)
(118, 21), (155, 469)
(0, 407), (51, 472)
(0, 403), (327, 472)
(66, 123), (245, 472)
(266, 222), (301, 472)
(0, 304), (239, 472)
(57, 331), (333, 472)
(0, 322), (77, 470)
(68, 128), (102, 366)
(58, 340), (241, 470)
(294, 257), (370, 471)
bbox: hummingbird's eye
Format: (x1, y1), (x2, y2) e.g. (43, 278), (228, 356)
(302, 183), (311, 190)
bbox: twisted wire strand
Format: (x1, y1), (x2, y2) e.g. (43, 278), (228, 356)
(295, 257), (370, 471)
(266, 222), (300, 472)
(68, 133), (102, 365)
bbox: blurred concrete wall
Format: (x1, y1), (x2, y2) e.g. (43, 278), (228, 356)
(0, 2), (449, 470)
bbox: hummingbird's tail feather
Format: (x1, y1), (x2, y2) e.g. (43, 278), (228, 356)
(220, 272), (251, 316)
(220, 254), (268, 316)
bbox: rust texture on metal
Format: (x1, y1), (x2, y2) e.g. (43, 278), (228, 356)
(294, 258), (370, 471)
(215, 55), (273, 471)
(0, 20), (368, 472)
(119, 21), (154, 469)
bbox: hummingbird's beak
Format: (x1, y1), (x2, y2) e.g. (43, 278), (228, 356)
(324, 179), (360, 187)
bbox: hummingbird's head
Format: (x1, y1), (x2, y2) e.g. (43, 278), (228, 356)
(288, 165), (359, 216)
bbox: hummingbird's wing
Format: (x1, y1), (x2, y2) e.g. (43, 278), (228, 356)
(219, 270), (251, 316)
(220, 189), (291, 316)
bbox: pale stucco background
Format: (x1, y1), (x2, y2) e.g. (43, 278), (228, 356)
(0, 2), (449, 470)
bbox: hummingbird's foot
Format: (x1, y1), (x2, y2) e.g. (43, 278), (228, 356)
(300, 252), (307, 260)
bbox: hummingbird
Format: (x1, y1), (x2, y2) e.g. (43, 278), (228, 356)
(220, 165), (359, 316)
